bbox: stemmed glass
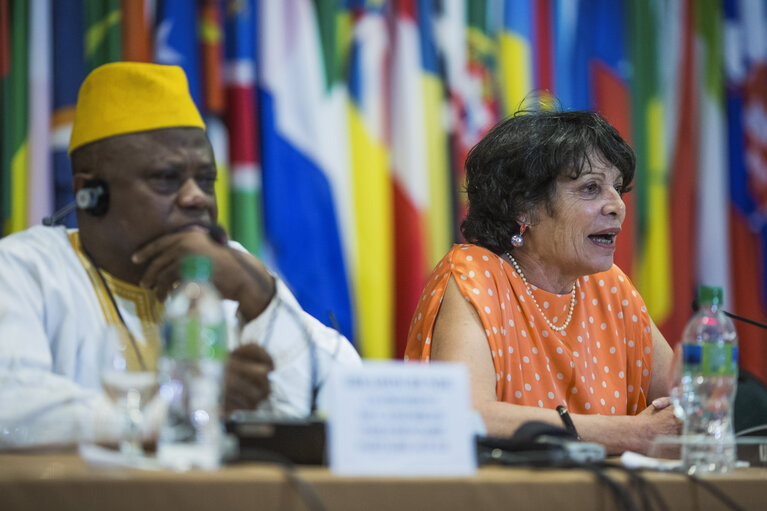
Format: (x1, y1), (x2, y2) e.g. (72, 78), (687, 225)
(99, 324), (159, 458)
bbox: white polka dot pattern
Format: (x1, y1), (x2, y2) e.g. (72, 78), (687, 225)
(404, 244), (654, 417)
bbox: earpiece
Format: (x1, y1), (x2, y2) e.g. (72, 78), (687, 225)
(76, 179), (109, 217)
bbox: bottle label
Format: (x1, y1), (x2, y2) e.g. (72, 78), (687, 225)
(701, 343), (737, 376)
(165, 319), (227, 361)
(682, 344), (702, 366)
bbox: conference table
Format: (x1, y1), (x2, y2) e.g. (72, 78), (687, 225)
(1, 451), (766, 511)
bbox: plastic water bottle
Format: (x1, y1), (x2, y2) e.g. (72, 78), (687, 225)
(157, 255), (227, 470)
(671, 285), (738, 474)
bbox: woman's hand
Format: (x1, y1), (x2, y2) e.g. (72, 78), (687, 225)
(629, 397), (681, 454)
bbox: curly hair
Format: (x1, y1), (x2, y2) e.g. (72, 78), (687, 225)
(460, 110), (635, 255)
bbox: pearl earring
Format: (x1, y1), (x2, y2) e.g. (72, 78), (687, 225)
(511, 224), (526, 248)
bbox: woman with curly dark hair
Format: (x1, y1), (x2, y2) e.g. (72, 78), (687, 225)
(405, 110), (679, 455)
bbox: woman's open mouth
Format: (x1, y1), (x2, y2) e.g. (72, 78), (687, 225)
(588, 230), (619, 248)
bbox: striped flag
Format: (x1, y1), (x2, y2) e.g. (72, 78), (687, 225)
(155, 0), (202, 109)
(346, 0), (393, 358)
(432, 0), (470, 241)
(661, 0), (698, 344)
(257, 0), (354, 341)
(723, 0), (767, 382)
(121, 0), (153, 62)
(224, 0), (261, 254)
(532, 0), (554, 96)
(629, 0), (673, 324)
(0, 0), (9, 228)
(589, 0), (636, 276)
(51, 0), (87, 228)
(200, 0), (231, 234)
(27, 0), (53, 227)
(695, 0), (731, 299)
(391, 0), (430, 356)
(84, 0), (121, 71)
(449, 0), (499, 242)
(1, 0), (28, 235)
(552, 0), (583, 110)
(417, 1), (451, 269)
(499, 0), (533, 115)
(576, 0), (637, 277)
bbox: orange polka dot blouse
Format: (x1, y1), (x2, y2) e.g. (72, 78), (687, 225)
(405, 244), (654, 416)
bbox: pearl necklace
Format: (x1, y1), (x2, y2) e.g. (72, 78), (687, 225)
(506, 252), (577, 332)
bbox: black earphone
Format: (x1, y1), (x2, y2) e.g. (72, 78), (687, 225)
(76, 178), (110, 217)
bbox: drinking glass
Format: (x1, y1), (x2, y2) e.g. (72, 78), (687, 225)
(99, 324), (159, 458)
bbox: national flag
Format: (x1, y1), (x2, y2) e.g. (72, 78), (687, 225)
(552, 0), (583, 110)
(346, 0), (393, 358)
(84, 0), (121, 71)
(27, 0), (53, 227)
(498, 0), (533, 115)
(1, 0), (28, 235)
(201, 0), (225, 115)
(201, 0), (231, 234)
(391, 0), (431, 356)
(661, 0), (698, 345)
(225, 0), (261, 254)
(51, 0), (87, 228)
(257, 0), (354, 341)
(724, 0), (767, 383)
(155, 0), (202, 109)
(450, 0), (499, 243)
(432, 0), (470, 241)
(417, 0), (451, 269)
(695, 0), (731, 301)
(576, 0), (637, 281)
(0, 0), (10, 229)
(629, 0), (673, 324)
(122, 0), (153, 62)
(532, 0), (554, 97)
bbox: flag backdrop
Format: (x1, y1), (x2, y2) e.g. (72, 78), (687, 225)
(1, 0), (766, 381)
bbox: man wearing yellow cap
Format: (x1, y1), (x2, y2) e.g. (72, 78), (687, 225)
(0, 62), (360, 448)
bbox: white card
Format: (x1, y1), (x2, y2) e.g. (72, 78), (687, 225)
(326, 361), (477, 476)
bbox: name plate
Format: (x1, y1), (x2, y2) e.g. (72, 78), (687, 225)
(327, 361), (477, 476)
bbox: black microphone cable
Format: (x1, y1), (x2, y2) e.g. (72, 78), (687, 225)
(581, 463), (640, 511)
(685, 474), (746, 511)
(597, 461), (671, 511)
(692, 298), (767, 331)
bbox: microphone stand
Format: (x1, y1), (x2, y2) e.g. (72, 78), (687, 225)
(208, 225), (331, 464)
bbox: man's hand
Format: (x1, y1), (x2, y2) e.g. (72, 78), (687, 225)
(224, 343), (274, 414)
(131, 230), (275, 320)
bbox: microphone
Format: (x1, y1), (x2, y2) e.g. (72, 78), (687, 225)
(42, 201), (76, 226)
(692, 299), (767, 330)
(207, 222), (321, 413)
(206, 224), (334, 463)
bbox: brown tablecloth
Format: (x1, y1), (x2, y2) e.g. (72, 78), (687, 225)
(1, 452), (766, 511)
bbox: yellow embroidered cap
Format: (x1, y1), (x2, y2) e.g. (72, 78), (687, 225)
(68, 62), (205, 155)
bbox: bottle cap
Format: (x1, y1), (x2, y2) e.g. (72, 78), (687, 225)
(181, 255), (212, 281)
(697, 285), (723, 306)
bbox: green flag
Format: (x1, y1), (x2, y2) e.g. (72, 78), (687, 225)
(84, 0), (121, 71)
(1, 0), (28, 235)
